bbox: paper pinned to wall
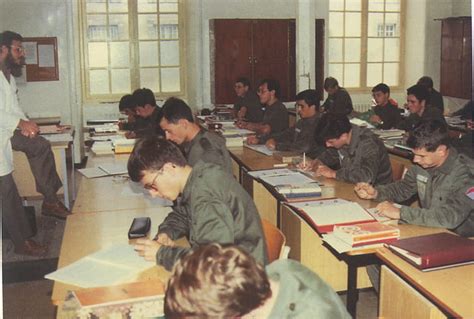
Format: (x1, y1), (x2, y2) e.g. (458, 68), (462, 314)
(38, 44), (55, 67)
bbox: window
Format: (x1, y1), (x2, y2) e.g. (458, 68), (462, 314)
(328, 0), (403, 89)
(80, 0), (184, 101)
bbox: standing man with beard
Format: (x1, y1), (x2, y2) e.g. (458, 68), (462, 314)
(1, 31), (69, 255)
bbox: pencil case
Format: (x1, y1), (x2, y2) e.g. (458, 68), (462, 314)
(128, 217), (151, 239)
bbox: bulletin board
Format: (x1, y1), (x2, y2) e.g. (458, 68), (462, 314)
(22, 37), (59, 82)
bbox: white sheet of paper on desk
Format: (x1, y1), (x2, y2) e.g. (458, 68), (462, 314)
(248, 168), (295, 178)
(244, 144), (274, 156)
(98, 163), (128, 175)
(41, 133), (73, 142)
(45, 244), (154, 288)
(258, 171), (315, 187)
(322, 233), (384, 253)
(77, 167), (108, 179)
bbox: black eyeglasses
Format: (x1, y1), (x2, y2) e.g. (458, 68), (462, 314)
(143, 170), (161, 190)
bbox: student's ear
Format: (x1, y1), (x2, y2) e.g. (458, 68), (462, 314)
(178, 118), (188, 128)
(162, 162), (176, 174)
(435, 145), (448, 156)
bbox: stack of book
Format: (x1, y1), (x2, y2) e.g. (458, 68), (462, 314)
(275, 183), (322, 202)
(113, 138), (136, 154)
(333, 222), (400, 247)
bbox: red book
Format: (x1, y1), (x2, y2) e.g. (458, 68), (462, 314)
(333, 222), (400, 247)
(387, 233), (474, 271)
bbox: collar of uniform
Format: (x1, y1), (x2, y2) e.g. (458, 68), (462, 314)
(183, 128), (205, 154)
(429, 148), (459, 175)
(301, 113), (320, 124)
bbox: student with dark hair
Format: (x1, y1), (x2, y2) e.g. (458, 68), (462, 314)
(304, 113), (392, 185)
(129, 88), (163, 138)
(160, 97), (232, 173)
(397, 84), (446, 131)
(355, 120), (474, 237)
(417, 76), (444, 113)
(128, 138), (268, 270)
(240, 79), (289, 143)
(321, 77), (353, 115)
(164, 243), (350, 319)
(265, 89), (323, 154)
(117, 94), (146, 131)
(368, 83), (402, 129)
(233, 77), (264, 122)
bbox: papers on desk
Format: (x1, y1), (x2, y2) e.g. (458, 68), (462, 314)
(41, 133), (74, 142)
(248, 168), (315, 186)
(244, 144), (274, 156)
(373, 129), (405, 139)
(322, 233), (388, 253)
(45, 244), (154, 288)
(91, 141), (114, 155)
(78, 163), (128, 178)
(349, 118), (375, 128)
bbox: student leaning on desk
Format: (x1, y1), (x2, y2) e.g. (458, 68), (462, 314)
(355, 120), (474, 237)
(128, 136), (268, 270)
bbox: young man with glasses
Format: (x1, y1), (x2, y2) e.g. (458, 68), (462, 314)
(233, 77), (264, 123)
(128, 137), (268, 270)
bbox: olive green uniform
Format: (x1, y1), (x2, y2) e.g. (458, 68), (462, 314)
(272, 114), (321, 154)
(375, 148), (474, 237)
(156, 161), (268, 270)
(397, 106), (446, 131)
(322, 87), (353, 115)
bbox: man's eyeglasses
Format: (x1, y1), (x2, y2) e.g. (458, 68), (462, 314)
(10, 45), (25, 54)
(143, 170), (161, 190)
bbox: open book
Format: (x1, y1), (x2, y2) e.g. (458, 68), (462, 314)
(78, 162), (128, 178)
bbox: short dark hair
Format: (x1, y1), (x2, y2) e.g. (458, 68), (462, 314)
(236, 77), (251, 88)
(164, 244), (271, 319)
(0, 30), (23, 47)
(132, 88), (156, 108)
(407, 84), (429, 103)
(296, 89), (320, 110)
(161, 97), (194, 123)
(406, 120), (450, 152)
(372, 83), (390, 95)
(127, 136), (187, 182)
(118, 94), (136, 111)
(324, 77), (339, 90)
(417, 76), (434, 89)
(314, 113), (351, 144)
(259, 78), (281, 98)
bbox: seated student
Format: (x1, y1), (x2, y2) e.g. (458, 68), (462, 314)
(240, 79), (289, 143)
(397, 84), (447, 131)
(128, 88), (163, 138)
(355, 121), (474, 236)
(264, 89), (323, 155)
(118, 94), (145, 131)
(304, 113), (392, 185)
(159, 97), (232, 174)
(417, 76), (444, 113)
(128, 138), (268, 270)
(364, 83), (402, 129)
(321, 77), (353, 115)
(233, 77), (264, 123)
(164, 243), (350, 319)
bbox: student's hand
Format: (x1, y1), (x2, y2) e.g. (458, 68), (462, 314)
(134, 238), (162, 261)
(376, 201), (401, 220)
(125, 131), (136, 139)
(18, 119), (39, 138)
(265, 138), (276, 150)
(354, 183), (378, 199)
(237, 106), (248, 119)
(369, 114), (382, 124)
(155, 233), (175, 247)
(297, 159), (318, 171)
(246, 135), (259, 145)
(315, 164), (336, 179)
(118, 120), (126, 130)
(236, 120), (248, 129)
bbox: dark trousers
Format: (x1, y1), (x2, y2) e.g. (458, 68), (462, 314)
(11, 131), (62, 202)
(0, 173), (34, 247)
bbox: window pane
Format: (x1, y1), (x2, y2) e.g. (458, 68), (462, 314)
(139, 14), (158, 39)
(89, 69), (109, 94)
(386, 0), (400, 12)
(138, 0), (157, 13)
(328, 38), (343, 62)
(139, 41), (159, 66)
(368, 0), (384, 11)
(345, 12), (361, 37)
(344, 64), (360, 87)
(88, 42), (108, 67)
(86, 0), (106, 13)
(110, 42), (130, 67)
(385, 13), (400, 37)
(329, 0), (344, 10)
(161, 68), (180, 92)
(329, 12), (344, 37)
(108, 0), (128, 13)
(140, 68), (160, 91)
(367, 38), (383, 62)
(160, 40), (179, 66)
(384, 38), (399, 61)
(87, 15), (107, 41)
(328, 64), (343, 85)
(344, 38), (361, 62)
(160, 0), (178, 13)
(367, 63), (383, 87)
(368, 12), (384, 37)
(160, 14), (179, 39)
(383, 63), (398, 86)
(111, 69), (131, 93)
(345, 0), (361, 11)
(109, 14), (129, 40)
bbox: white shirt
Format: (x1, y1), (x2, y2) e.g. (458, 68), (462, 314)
(0, 72), (27, 176)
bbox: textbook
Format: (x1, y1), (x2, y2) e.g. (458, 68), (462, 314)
(333, 222), (400, 247)
(387, 233), (474, 271)
(275, 183), (322, 202)
(113, 138), (136, 154)
(273, 151), (302, 164)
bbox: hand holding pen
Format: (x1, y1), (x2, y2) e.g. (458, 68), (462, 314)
(354, 182), (378, 199)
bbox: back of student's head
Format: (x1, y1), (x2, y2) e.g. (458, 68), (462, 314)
(236, 77), (251, 88)
(118, 94), (136, 112)
(324, 77), (339, 90)
(314, 113), (351, 144)
(164, 243), (271, 319)
(132, 88), (156, 107)
(162, 97), (194, 123)
(0, 30), (23, 47)
(406, 120), (450, 152)
(127, 136), (187, 182)
(259, 78), (281, 99)
(296, 89), (320, 110)
(372, 83), (390, 95)
(417, 76), (434, 89)
(407, 84), (429, 103)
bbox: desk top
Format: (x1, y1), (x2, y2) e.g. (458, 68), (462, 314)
(228, 146), (285, 171)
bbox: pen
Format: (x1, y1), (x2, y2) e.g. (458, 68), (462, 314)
(303, 152), (306, 167)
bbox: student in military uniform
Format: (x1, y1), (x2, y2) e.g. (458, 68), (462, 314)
(128, 138), (268, 270)
(397, 84), (446, 131)
(417, 76), (444, 113)
(355, 120), (474, 237)
(233, 77), (264, 123)
(129, 88), (164, 138)
(364, 83), (402, 129)
(159, 97), (232, 174)
(303, 113), (392, 185)
(117, 94), (147, 132)
(164, 244), (350, 319)
(321, 77), (353, 116)
(264, 89), (323, 155)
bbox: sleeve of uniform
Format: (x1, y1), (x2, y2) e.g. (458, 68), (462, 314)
(317, 149), (340, 169)
(156, 245), (190, 271)
(157, 206), (190, 240)
(274, 127), (296, 150)
(375, 166), (419, 202)
(269, 106), (289, 134)
(198, 137), (229, 168)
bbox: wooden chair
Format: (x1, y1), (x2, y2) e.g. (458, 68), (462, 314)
(261, 219), (286, 263)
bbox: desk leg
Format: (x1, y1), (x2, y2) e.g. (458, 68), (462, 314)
(347, 264), (358, 318)
(60, 149), (70, 210)
(70, 143), (76, 201)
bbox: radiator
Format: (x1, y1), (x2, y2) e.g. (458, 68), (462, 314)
(353, 103), (372, 113)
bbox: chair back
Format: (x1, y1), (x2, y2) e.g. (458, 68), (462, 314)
(261, 219), (286, 263)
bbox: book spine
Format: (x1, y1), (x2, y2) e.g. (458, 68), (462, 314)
(422, 247), (474, 268)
